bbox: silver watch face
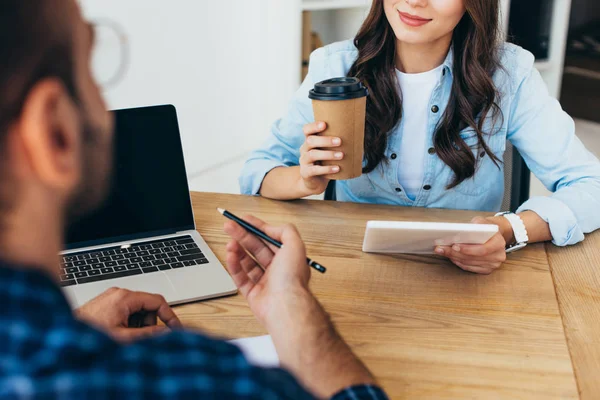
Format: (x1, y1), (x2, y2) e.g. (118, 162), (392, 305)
(506, 242), (527, 253)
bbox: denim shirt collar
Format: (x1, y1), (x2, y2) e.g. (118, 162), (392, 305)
(442, 46), (454, 77)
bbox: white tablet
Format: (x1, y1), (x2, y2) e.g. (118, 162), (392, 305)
(362, 221), (499, 254)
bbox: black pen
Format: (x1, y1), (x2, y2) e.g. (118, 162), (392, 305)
(217, 208), (327, 274)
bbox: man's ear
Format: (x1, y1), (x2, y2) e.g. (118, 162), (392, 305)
(16, 78), (82, 193)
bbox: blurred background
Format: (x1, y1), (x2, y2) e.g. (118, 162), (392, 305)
(80, 0), (600, 199)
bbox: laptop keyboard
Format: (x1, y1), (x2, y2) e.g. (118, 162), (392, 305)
(59, 236), (208, 287)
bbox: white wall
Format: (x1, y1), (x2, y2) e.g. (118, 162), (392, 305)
(80, 0), (569, 197)
(80, 0), (301, 193)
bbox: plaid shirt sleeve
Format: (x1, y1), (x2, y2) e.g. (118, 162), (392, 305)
(103, 332), (389, 400)
(332, 385), (389, 400)
(0, 265), (389, 400)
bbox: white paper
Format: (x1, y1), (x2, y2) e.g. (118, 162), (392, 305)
(229, 335), (280, 368)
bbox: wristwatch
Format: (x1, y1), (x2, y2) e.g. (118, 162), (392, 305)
(495, 212), (529, 253)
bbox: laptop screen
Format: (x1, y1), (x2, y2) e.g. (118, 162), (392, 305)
(65, 105), (195, 250)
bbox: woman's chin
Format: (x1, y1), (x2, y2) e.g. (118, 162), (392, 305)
(392, 29), (435, 45)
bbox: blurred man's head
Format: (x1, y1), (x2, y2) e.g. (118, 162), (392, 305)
(0, 0), (113, 230)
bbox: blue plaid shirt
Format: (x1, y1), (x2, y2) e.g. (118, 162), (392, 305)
(0, 262), (388, 400)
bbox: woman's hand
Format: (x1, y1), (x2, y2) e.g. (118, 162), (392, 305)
(298, 121), (343, 195)
(435, 217), (508, 275)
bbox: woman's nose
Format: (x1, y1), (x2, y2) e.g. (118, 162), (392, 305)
(405, 0), (428, 8)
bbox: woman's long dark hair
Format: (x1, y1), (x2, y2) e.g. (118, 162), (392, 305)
(348, 0), (503, 188)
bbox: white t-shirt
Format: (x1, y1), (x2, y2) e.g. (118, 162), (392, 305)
(396, 65), (444, 200)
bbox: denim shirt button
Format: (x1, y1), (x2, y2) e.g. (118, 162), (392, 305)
(395, 188), (402, 193)
(391, 153), (397, 160)
(431, 105), (439, 113)
(428, 147), (435, 155)
(423, 185), (432, 191)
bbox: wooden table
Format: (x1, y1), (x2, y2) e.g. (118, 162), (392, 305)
(175, 192), (597, 399)
(546, 236), (600, 400)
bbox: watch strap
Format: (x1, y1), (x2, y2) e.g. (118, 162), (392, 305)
(495, 212), (529, 250)
(505, 242), (527, 253)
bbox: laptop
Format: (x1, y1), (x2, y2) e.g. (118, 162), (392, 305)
(60, 104), (237, 308)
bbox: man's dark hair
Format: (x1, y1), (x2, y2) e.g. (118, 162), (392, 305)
(0, 0), (77, 214)
(0, 0), (77, 143)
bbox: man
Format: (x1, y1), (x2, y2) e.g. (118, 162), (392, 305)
(0, 1), (389, 399)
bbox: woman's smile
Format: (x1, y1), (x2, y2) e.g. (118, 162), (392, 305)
(397, 11), (432, 27)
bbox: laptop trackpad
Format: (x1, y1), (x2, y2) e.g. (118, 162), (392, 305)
(73, 273), (179, 307)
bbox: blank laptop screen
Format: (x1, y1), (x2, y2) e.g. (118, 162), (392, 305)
(65, 105), (195, 250)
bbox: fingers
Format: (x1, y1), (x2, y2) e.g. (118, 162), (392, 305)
(225, 240), (257, 298)
(459, 244), (506, 262)
(301, 149), (344, 164)
(142, 312), (158, 327)
(242, 215), (278, 240)
(223, 214), (288, 291)
(471, 216), (488, 224)
(305, 134), (341, 149)
(301, 164), (339, 179)
(300, 122), (342, 180)
(441, 245), (502, 263)
(231, 215), (282, 254)
(303, 121), (328, 137)
(245, 262), (265, 283)
(122, 291), (182, 329)
(232, 219), (304, 256)
(223, 219), (274, 267)
(434, 230), (506, 275)
(127, 311), (159, 328)
(225, 239), (265, 282)
(222, 215), (308, 286)
(113, 325), (168, 343)
(436, 236), (506, 263)
(270, 223), (306, 259)
(437, 246), (505, 266)
(223, 215), (304, 255)
(452, 260), (494, 275)
(299, 148), (343, 178)
(449, 244), (488, 258)
(435, 231), (506, 258)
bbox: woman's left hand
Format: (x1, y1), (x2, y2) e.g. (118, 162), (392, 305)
(435, 217), (507, 275)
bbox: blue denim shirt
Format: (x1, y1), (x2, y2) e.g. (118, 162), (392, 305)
(240, 40), (600, 246)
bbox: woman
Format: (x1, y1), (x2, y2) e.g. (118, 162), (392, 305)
(240, 0), (600, 274)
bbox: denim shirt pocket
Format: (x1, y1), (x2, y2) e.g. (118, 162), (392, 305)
(450, 128), (507, 196)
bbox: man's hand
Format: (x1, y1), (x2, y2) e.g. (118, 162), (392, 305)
(75, 288), (182, 343)
(435, 217), (507, 275)
(223, 216), (377, 398)
(223, 215), (311, 326)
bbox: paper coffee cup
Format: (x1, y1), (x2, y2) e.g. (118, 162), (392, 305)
(309, 77), (368, 180)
